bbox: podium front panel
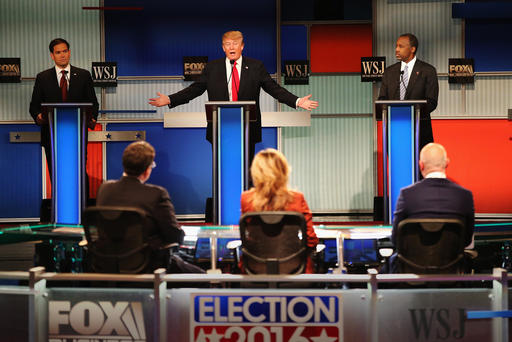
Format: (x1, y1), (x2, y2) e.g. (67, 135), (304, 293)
(387, 105), (415, 222)
(218, 106), (245, 225)
(51, 107), (83, 224)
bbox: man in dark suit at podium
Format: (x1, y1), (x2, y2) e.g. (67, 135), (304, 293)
(29, 38), (99, 180)
(384, 143), (475, 273)
(378, 33), (439, 149)
(149, 30), (318, 155)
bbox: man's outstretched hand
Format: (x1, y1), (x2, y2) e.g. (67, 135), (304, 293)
(297, 94), (319, 111)
(149, 92), (171, 107)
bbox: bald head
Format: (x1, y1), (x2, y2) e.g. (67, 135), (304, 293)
(419, 143), (450, 177)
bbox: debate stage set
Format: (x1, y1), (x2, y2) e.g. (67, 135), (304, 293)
(1, 1), (512, 341)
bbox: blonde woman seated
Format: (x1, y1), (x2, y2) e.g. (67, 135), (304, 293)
(240, 148), (319, 273)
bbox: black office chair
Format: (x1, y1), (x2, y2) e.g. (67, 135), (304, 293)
(82, 206), (152, 274)
(239, 211), (308, 275)
(395, 218), (466, 275)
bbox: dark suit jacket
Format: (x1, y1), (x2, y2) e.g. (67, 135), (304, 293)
(29, 65), (99, 149)
(378, 59), (439, 149)
(96, 176), (184, 247)
(168, 57), (298, 143)
(392, 177), (475, 248)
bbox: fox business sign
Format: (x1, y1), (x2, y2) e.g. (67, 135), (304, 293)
(0, 57), (21, 83)
(448, 58), (474, 84)
(191, 293), (342, 341)
(92, 62), (117, 87)
(184, 56), (208, 81)
(361, 57), (385, 82)
(48, 300), (147, 342)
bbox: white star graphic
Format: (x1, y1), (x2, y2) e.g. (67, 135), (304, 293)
(206, 328), (224, 342)
(310, 328), (338, 342)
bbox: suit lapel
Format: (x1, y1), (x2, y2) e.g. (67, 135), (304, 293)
(392, 64), (401, 99)
(48, 69), (61, 99)
(68, 66), (77, 100)
(238, 58), (249, 98)
(406, 61), (421, 98)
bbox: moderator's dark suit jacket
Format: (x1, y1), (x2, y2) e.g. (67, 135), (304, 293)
(96, 176), (184, 247)
(378, 59), (439, 149)
(168, 57), (298, 144)
(391, 177), (475, 248)
(29, 65), (99, 150)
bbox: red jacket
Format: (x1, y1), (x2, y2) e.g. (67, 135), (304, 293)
(240, 189), (318, 273)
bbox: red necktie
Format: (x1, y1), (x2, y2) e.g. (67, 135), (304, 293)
(232, 62), (239, 101)
(60, 70), (68, 102)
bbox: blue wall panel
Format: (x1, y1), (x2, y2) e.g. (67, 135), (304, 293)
(0, 125), (42, 219)
(465, 20), (512, 72)
(281, 25), (308, 62)
(105, 123), (277, 216)
(105, 0), (277, 76)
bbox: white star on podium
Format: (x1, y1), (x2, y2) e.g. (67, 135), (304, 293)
(310, 328), (337, 342)
(206, 328), (224, 342)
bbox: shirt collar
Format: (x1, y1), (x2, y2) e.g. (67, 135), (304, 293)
(226, 56), (242, 68)
(55, 64), (71, 76)
(425, 171), (446, 179)
(401, 55), (416, 71)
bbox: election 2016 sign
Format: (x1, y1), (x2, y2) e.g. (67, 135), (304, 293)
(191, 293), (342, 341)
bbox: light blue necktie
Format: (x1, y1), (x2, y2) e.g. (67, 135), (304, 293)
(400, 64), (409, 100)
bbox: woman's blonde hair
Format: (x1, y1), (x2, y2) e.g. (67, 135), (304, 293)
(249, 148), (294, 211)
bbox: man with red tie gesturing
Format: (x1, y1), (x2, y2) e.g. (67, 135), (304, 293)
(29, 38), (99, 180)
(149, 30), (318, 159)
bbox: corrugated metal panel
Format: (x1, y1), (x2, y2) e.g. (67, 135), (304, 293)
(0, 0), (100, 77)
(282, 117), (374, 211)
(465, 76), (512, 117)
(282, 75), (373, 114)
(0, 81), (35, 121)
(104, 80), (278, 120)
(0, 80), (102, 121)
(431, 78), (464, 116)
(374, 0), (463, 73)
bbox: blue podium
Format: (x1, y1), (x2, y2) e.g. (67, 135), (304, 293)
(205, 101), (256, 225)
(42, 103), (93, 225)
(375, 100), (427, 224)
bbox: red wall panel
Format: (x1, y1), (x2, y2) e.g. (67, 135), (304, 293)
(376, 119), (512, 214)
(310, 24), (372, 73)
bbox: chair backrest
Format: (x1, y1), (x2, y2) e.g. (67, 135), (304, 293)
(239, 211), (308, 275)
(82, 206), (151, 274)
(396, 218), (466, 274)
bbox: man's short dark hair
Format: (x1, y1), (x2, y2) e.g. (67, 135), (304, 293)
(122, 141), (155, 176)
(49, 38), (70, 53)
(400, 33), (418, 54)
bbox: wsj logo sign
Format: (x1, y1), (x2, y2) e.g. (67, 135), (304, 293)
(284, 60), (309, 85)
(184, 56), (208, 81)
(361, 57), (385, 82)
(409, 308), (466, 340)
(192, 294), (341, 341)
(49, 300), (146, 342)
(0, 57), (21, 83)
(449, 58), (474, 84)
(92, 62), (117, 87)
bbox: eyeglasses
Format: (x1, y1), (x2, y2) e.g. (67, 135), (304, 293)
(151, 161), (156, 169)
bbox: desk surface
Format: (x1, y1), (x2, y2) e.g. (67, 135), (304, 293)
(1, 221), (511, 245)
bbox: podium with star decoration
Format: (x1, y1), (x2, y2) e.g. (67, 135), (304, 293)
(375, 100), (427, 224)
(205, 101), (256, 225)
(41, 103), (93, 224)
